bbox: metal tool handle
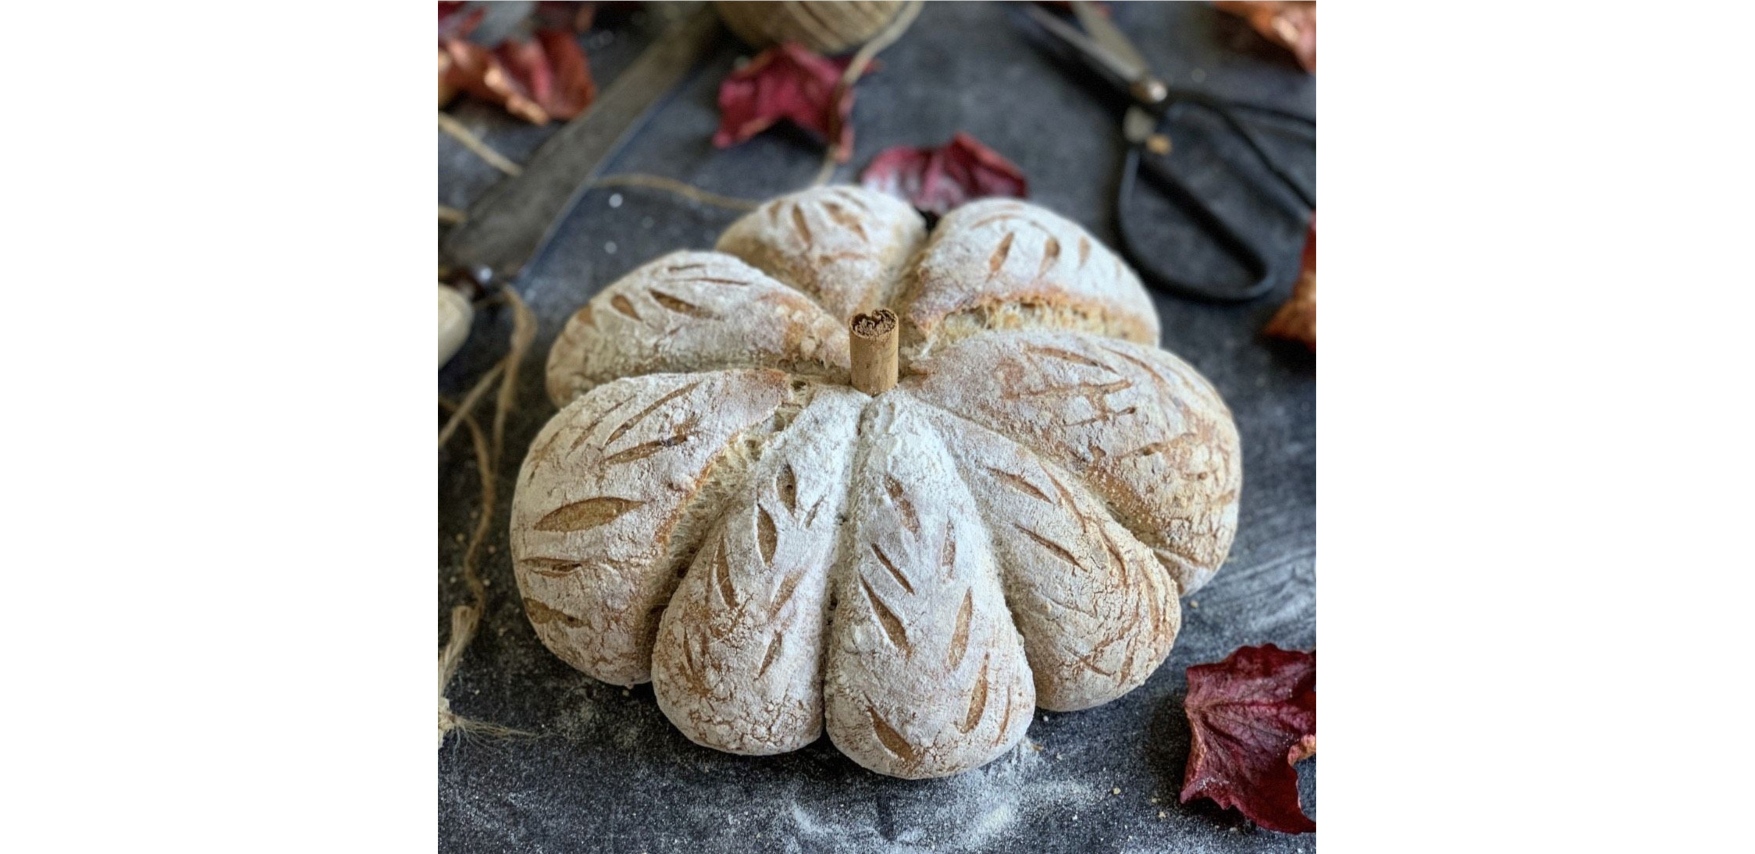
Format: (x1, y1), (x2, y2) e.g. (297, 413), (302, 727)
(1165, 94), (1315, 211)
(1116, 144), (1276, 302)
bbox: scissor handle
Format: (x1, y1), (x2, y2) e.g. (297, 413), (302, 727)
(1165, 94), (1316, 211)
(1116, 144), (1277, 302)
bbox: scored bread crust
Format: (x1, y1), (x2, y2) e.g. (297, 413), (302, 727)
(544, 251), (850, 406)
(903, 330), (1241, 595)
(895, 199), (1161, 357)
(715, 185), (927, 323)
(515, 186), (1241, 778)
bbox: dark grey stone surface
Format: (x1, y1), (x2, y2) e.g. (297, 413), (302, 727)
(440, 3), (1314, 851)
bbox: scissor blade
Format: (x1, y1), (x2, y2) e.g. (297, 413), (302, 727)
(1071, 1), (1151, 81)
(1023, 4), (1140, 88)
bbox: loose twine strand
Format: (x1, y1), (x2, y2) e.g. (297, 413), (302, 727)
(438, 108), (759, 214)
(438, 287), (536, 747)
(811, 0), (924, 187)
(439, 111), (524, 176)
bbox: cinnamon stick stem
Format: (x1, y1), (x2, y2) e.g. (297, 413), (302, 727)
(850, 309), (899, 396)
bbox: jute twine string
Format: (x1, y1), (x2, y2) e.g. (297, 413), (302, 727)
(439, 111), (524, 176)
(438, 108), (760, 214)
(492, 289), (536, 470)
(437, 361), (503, 451)
(438, 286), (536, 747)
(810, 0), (923, 187)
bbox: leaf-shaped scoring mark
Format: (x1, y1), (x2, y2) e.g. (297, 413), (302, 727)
(756, 636), (785, 679)
(649, 289), (718, 319)
(1036, 236), (1060, 280)
(960, 654), (990, 733)
(995, 692), (1016, 746)
(606, 382), (701, 445)
(791, 204), (814, 248)
(987, 231), (1014, 279)
(756, 504), (779, 566)
(947, 589), (973, 668)
(1013, 523), (1083, 569)
(885, 475), (919, 534)
(821, 199), (869, 241)
(610, 294), (640, 320)
(599, 419), (698, 466)
(533, 496), (645, 532)
(860, 576), (911, 656)
(870, 542), (915, 595)
(773, 464), (800, 514)
(768, 572), (803, 619)
(867, 705), (919, 763)
(709, 533), (737, 609)
(519, 556), (584, 579)
(525, 598), (586, 628)
(985, 465), (1053, 503)
(679, 631), (711, 697)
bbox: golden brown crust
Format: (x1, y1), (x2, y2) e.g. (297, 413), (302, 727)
(903, 330), (1241, 595)
(544, 251), (850, 407)
(650, 389), (865, 754)
(822, 397), (1034, 778)
(896, 199), (1160, 356)
(510, 369), (794, 685)
(912, 400), (1182, 711)
(716, 186), (927, 323)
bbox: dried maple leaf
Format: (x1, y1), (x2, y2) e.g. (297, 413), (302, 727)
(858, 133), (1029, 216)
(714, 43), (868, 160)
(439, 3), (597, 125)
(1213, 1), (1316, 73)
(1181, 644), (1316, 834)
(1263, 219), (1315, 349)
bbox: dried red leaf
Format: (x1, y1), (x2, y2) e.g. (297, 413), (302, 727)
(858, 133), (1029, 216)
(714, 43), (867, 160)
(1213, 1), (1316, 73)
(439, 3), (596, 125)
(1263, 218), (1315, 349)
(1181, 644), (1316, 834)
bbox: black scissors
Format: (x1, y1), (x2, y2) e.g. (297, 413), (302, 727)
(1024, 2), (1315, 302)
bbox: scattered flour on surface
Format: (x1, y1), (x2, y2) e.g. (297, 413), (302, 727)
(781, 743), (1100, 854)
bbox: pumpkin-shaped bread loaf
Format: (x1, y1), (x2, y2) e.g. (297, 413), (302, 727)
(513, 186), (1241, 779)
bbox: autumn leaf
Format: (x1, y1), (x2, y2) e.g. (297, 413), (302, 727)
(1181, 644), (1316, 834)
(1263, 218), (1315, 349)
(1213, 1), (1316, 73)
(859, 133), (1029, 217)
(439, 2), (597, 125)
(714, 43), (869, 160)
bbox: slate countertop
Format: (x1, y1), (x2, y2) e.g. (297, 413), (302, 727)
(439, 3), (1314, 851)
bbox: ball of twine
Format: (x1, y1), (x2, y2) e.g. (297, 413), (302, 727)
(714, 1), (911, 55)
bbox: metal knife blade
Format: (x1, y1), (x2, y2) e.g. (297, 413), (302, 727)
(441, 4), (720, 288)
